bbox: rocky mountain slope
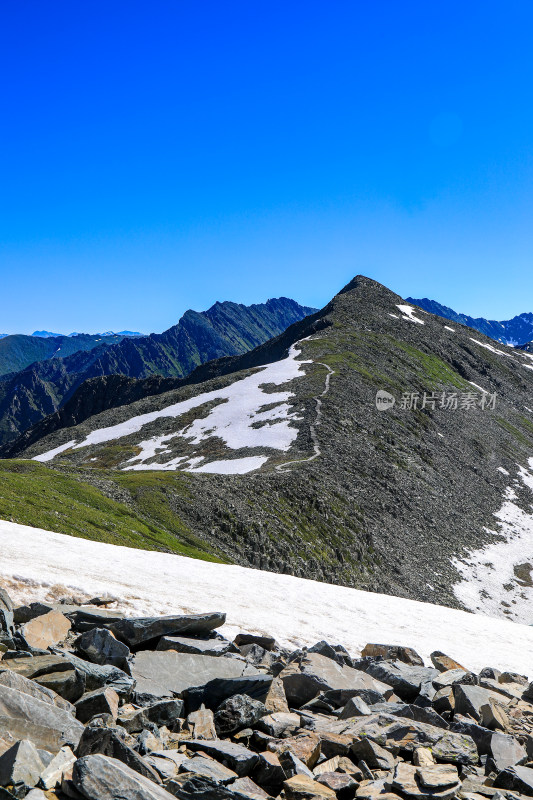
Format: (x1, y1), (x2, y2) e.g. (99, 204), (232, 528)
(5, 276), (533, 622)
(0, 298), (315, 447)
(407, 298), (533, 346)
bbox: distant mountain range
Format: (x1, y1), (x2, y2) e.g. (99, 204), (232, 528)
(31, 329), (145, 338)
(407, 297), (533, 346)
(0, 297), (315, 446)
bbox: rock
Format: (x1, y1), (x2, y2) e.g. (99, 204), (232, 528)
(187, 706), (217, 739)
(277, 749), (314, 779)
(76, 627), (131, 672)
(416, 765), (459, 789)
(361, 644), (424, 666)
(351, 738), (395, 770)
(316, 732), (355, 759)
(169, 773), (259, 800)
(214, 695), (268, 736)
(230, 776), (270, 799)
(454, 684), (506, 721)
(370, 703), (448, 730)
(21, 611), (71, 650)
(280, 653), (392, 707)
(448, 716), (493, 756)
(264, 677), (289, 713)
(309, 641), (352, 667)
(180, 755), (238, 783)
(479, 700), (508, 731)
(183, 740), (259, 777)
(413, 748), (435, 767)
(283, 773), (336, 799)
(0, 683), (84, 754)
(433, 687), (455, 715)
(64, 652), (134, 698)
(489, 733), (527, 772)
(0, 669), (73, 712)
(76, 725), (162, 783)
(239, 644), (278, 670)
(251, 751), (285, 792)
(324, 688), (389, 707)
(316, 771), (357, 798)
(493, 765), (533, 796)
(339, 696), (372, 719)
(138, 730), (161, 755)
(118, 699), (184, 734)
(186, 675), (273, 713)
(0, 654), (72, 680)
(157, 635), (235, 656)
(13, 602), (54, 626)
(145, 751), (188, 782)
(0, 740), (44, 791)
(432, 670), (476, 690)
(66, 608), (126, 632)
(73, 754), (174, 799)
(392, 762), (460, 800)
(430, 653), (466, 673)
(25, 791), (47, 799)
(0, 588), (13, 635)
(109, 612), (226, 648)
(75, 687), (120, 723)
(362, 661), (438, 702)
(256, 711), (300, 738)
(36, 667), (85, 702)
(234, 634), (277, 652)
(276, 732), (321, 769)
(38, 745), (76, 790)
(132, 651), (259, 699)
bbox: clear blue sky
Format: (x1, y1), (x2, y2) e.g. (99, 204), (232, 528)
(1, 1), (532, 334)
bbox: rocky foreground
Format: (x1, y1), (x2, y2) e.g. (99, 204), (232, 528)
(1, 588), (533, 800)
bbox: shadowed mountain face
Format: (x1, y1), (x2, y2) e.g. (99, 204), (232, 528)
(7, 276), (533, 621)
(0, 332), (129, 377)
(407, 297), (533, 346)
(0, 298), (315, 447)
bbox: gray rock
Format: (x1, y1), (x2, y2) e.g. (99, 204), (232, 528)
(490, 733), (528, 772)
(66, 607), (126, 632)
(25, 791), (47, 799)
(0, 740), (43, 790)
(0, 588), (13, 635)
(493, 765), (533, 796)
(21, 611), (71, 650)
(338, 696), (371, 719)
(133, 651), (259, 699)
(63, 652), (135, 698)
(183, 740), (259, 777)
(229, 776), (270, 799)
(118, 699), (184, 734)
(109, 612), (226, 648)
(350, 738), (395, 770)
(361, 643), (424, 666)
(0, 669), (73, 712)
(73, 754), (174, 799)
(76, 724), (162, 783)
(179, 756), (238, 783)
(255, 711), (300, 738)
(251, 751), (285, 793)
(13, 603), (54, 626)
(75, 687), (120, 723)
(0, 654), (72, 680)
(36, 667), (85, 703)
(432, 669), (476, 690)
(454, 684), (505, 721)
(280, 653), (392, 707)
(234, 634), (277, 652)
(38, 745), (76, 790)
(362, 661), (439, 702)
(0, 683), (84, 754)
(186, 676), (272, 713)
(277, 750), (314, 780)
(187, 706), (217, 740)
(77, 627), (131, 672)
(169, 773), (257, 800)
(214, 695), (268, 736)
(157, 636), (236, 656)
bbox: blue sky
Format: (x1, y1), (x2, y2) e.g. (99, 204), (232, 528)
(1, 1), (532, 334)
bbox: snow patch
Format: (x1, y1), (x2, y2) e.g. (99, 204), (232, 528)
(2, 519), (533, 675)
(187, 456), (269, 474)
(469, 338), (513, 358)
(396, 305), (425, 325)
(34, 441), (77, 463)
(444, 326), (455, 332)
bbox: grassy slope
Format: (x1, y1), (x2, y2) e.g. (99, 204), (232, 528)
(0, 460), (226, 563)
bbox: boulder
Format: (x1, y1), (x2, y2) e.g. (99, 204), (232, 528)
(73, 754), (174, 799)
(66, 608), (126, 632)
(454, 684), (506, 721)
(0, 669), (73, 712)
(316, 771), (357, 798)
(275, 732), (321, 769)
(64, 652), (135, 698)
(338, 696), (371, 719)
(280, 653), (392, 707)
(493, 765), (533, 796)
(362, 661), (439, 702)
(361, 644), (424, 666)
(489, 733), (527, 772)
(36, 668), (85, 703)
(430, 652), (466, 673)
(109, 612), (226, 648)
(251, 751), (285, 792)
(0, 683), (84, 754)
(187, 706), (217, 739)
(180, 756), (238, 783)
(38, 745), (76, 790)
(76, 627), (131, 672)
(230, 776), (270, 799)
(75, 687), (120, 723)
(118, 699), (184, 734)
(256, 711), (300, 738)
(283, 773), (336, 799)
(392, 762), (460, 800)
(76, 724), (161, 783)
(132, 651), (259, 699)
(186, 675), (272, 713)
(214, 695), (268, 736)
(182, 740), (259, 777)
(21, 611), (71, 650)
(264, 677), (289, 713)
(432, 670), (476, 690)
(168, 773), (260, 800)
(0, 588), (13, 635)
(0, 740), (44, 791)
(234, 633), (277, 652)
(157, 635), (236, 656)
(351, 738), (395, 770)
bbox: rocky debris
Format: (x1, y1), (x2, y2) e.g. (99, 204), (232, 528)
(234, 634), (278, 652)
(2, 602), (533, 799)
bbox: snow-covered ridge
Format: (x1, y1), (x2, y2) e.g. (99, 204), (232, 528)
(453, 458), (533, 623)
(396, 304), (425, 325)
(34, 345), (311, 474)
(2, 519), (533, 675)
